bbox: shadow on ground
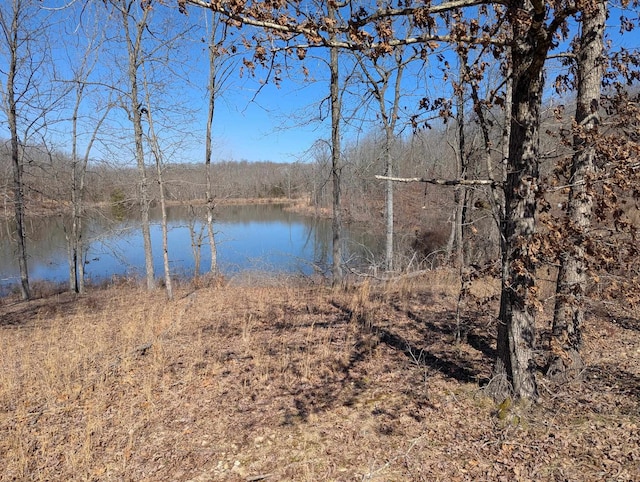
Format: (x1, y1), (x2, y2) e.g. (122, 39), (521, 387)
(285, 295), (496, 422)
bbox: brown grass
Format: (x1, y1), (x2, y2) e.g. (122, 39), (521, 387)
(1, 271), (639, 481)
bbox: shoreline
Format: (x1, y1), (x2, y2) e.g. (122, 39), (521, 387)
(1, 195), (331, 219)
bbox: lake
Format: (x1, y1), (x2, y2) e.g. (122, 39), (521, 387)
(0, 203), (382, 291)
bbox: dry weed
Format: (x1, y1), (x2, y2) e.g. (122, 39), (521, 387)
(1, 273), (638, 480)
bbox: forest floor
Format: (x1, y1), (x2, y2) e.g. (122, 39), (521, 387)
(0, 270), (639, 481)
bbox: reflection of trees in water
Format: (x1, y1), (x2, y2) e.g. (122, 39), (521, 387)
(0, 209), (139, 282)
(149, 203), (304, 225)
(301, 216), (385, 275)
(0, 204), (383, 284)
(0, 215), (68, 276)
(344, 230), (386, 272)
(301, 218), (330, 274)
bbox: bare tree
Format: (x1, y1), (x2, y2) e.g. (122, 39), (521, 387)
(354, 44), (416, 272)
(63, 3), (114, 293)
(0, 0), (61, 299)
(203, 13), (236, 276)
(114, 0), (155, 290)
(327, 1), (344, 287)
(204, 18), (219, 276)
(1, 1), (30, 300)
(142, 67), (173, 300)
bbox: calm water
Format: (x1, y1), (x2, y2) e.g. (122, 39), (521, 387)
(0, 204), (382, 290)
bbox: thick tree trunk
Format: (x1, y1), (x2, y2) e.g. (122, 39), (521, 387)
(496, 65), (543, 400)
(549, 0), (606, 381)
(494, 3), (554, 401)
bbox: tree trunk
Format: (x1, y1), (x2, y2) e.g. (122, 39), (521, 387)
(384, 138), (394, 272)
(495, 64), (543, 400)
(72, 105), (108, 294)
(329, 5), (343, 287)
(205, 18), (219, 275)
(9, 111), (30, 301)
(157, 162), (173, 300)
(69, 163), (80, 293)
(7, 23), (31, 300)
(143, 72), (172, 300)
(121, 0), (155, 290)
(6, 1), (30, 300)
(68, 80), (83, 293)
(494, 4), (555, 401)
(451, 56), (468, 266)
(354, 48), (406, 273)
(549, 0), (606, 381)
(383, 51), (405, 272)
(452, 57), (468, 342)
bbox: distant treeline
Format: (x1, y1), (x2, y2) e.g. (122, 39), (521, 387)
(0, 107), (568, 266)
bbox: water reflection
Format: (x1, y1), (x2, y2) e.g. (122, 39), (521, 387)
(0, 204), (382, 290)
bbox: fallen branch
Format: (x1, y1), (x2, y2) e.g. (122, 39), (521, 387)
(375, 175), (497, 186)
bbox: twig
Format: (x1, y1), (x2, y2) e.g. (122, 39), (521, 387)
(361, 434), (426, 480)
(246, 474), (273, 482)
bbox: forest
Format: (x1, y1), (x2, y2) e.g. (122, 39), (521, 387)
(1, 2), (640, 476)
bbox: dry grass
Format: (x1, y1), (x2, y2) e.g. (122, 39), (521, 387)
(1, 271), (639, 481)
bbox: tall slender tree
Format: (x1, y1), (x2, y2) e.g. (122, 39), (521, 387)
(63, 3), (113, 293)
(142, 65), (173, 300)
(355, 46), (415, 272)
(203, 13), (236, 276)
(115, 0), (155, 290)
(328, 0), (344, 287)
(0, 0), (59, 300)
(1, 0), (30, 300)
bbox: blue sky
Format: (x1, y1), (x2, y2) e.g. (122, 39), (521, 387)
(123, 2), (640, 166)
(10, 1), (640, 167)
(205, 74), (329, 163)
(32, 1), (335, 165)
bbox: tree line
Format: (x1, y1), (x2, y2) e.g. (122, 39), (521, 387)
(2, 0), (639, 401)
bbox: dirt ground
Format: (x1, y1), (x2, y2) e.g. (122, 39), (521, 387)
(1, 271), (638, 481)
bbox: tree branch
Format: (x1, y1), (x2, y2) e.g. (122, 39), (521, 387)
(375, 175), (498, 186)
(185, 0), (508, 50)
